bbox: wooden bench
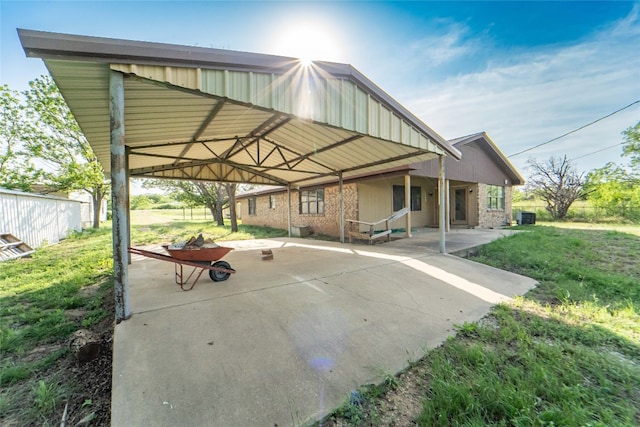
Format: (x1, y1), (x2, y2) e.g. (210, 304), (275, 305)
(346, 207), (409, 244)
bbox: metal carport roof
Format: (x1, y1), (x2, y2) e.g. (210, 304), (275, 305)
(18, 28), (459, 320)
(18, 29), (460, 187)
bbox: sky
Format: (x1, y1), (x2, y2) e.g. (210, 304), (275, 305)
(1, 0), (639, 180)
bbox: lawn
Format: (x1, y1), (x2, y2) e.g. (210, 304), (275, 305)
(325, 225), (640, 426)
(2, 220), (638, 426)
(0, 221), (287, 426)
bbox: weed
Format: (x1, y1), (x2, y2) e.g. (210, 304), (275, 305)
(336, 391), (367, 426)
(454, 321), (479, 337)
(32, 379), (64, 416)
(0, 391), (10, 417)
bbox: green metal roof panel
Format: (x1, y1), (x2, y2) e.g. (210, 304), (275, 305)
(19, 29), (460, 186)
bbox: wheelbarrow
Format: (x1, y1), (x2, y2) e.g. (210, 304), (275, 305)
(128, 245), (236, 291)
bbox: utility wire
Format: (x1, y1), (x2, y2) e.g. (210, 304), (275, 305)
(571, 142), (624, 161)
(508, 100), (640, 158)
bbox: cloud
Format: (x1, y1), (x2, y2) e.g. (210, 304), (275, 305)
(360, 20), (485, 91)
(403, 6), (640, 174)
(409, 22), (475, 67)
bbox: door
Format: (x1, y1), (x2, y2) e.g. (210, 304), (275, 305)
(452, 187), (467, 225)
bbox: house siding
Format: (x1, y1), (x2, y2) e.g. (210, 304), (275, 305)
(411, 141), (514, 186)
(357, 176), (430, 228)
(241, 183), (358, 236)
(477, 183), (513, 228)
(239, 133), (522, 236)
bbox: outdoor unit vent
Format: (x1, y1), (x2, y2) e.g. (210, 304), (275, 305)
(516, 212), (536, 225)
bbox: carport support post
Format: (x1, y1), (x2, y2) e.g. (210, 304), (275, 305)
(125, 146), (132, 265)
(404, 174), (411, 238)
(110, 70), (131, 322)
(339, 172), (345, 243)
(439, 155), (446, 253)
(287, 185), (292, 237)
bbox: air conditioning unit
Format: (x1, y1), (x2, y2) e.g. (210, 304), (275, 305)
(516, 211), (536, 225)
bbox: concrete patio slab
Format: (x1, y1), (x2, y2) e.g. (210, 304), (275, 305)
(112, 230), (537, 426)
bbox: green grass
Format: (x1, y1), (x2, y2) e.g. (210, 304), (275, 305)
(326, 225), (640, 426)
(513, 198), (640, 224)
(131, 221), (287, 245)
(0, 218), (288, 424)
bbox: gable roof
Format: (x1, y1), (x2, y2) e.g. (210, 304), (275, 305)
(449, 132), (525, 185)
(18, 29), (461, 187)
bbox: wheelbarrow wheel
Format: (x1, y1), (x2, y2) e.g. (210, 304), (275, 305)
(209, 260), (232, 282)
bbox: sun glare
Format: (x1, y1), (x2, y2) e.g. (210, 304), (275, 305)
(273, 21), (342, 63)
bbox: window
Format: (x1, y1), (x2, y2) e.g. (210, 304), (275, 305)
(487, 185), (505, 210)
(269, 195), (276, 209)
(299, 188), (324, 215)
(248, 197), (257, 215)
(392, 185), (422, 212)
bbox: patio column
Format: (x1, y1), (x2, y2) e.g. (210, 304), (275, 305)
(404, 174), (411, 238)
(339, 172), (345, 243)
(445, 179), (451, 232)
(110, 70), (131, 322)
(439, 155), (446, 253)
(287, 185), (292, 237)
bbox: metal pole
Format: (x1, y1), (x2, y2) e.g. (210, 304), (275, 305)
(287, 185), (292, 237)
(339, 172), (344, 243)
(404, 174), (411, 238)
(110, 70), (131, 322)
(439, 155), (446, 254)
(125, 146), (131, 265)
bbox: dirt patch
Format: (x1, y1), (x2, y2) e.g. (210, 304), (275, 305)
(321, 364), (430, 427)
(60, 287), (115, 426)
(23, 343), (65, 363)
(79, 280), (108, 298)
(375, 367), (428, 426)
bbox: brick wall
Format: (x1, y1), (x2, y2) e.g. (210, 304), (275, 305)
(241, 183), (359, 237)
(477, 183), (513, 228)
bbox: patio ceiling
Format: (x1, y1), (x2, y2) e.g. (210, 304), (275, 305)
(19, 29), (460, 187)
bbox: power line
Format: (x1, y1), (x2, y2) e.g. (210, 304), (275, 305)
(507, 100), (640, 158)
(571, 142), (624, 161)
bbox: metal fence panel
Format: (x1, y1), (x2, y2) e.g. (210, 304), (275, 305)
(0, 189), (82, 248)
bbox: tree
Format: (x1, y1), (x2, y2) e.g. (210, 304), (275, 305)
(23, 76), (109, 228)
(527, 155), (585, 220)
(1, 77), (109, 228)
(225, 183), (238, 232)
(585, 162), (640, 220)
(622, 121), (640, 169)
(0, 85), (41, 191)
(144, 179), (239, 230)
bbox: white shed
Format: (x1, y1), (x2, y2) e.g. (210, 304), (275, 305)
(0, 188), (82, 249)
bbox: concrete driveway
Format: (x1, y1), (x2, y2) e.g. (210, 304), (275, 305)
(111, 230), (537, 426)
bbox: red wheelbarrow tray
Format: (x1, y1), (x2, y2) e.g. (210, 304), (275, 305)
(162, 244), (233, 262)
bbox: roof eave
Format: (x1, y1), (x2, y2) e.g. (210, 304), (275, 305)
(18, 28), (461, 160)
(452, 132), (525, 185)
